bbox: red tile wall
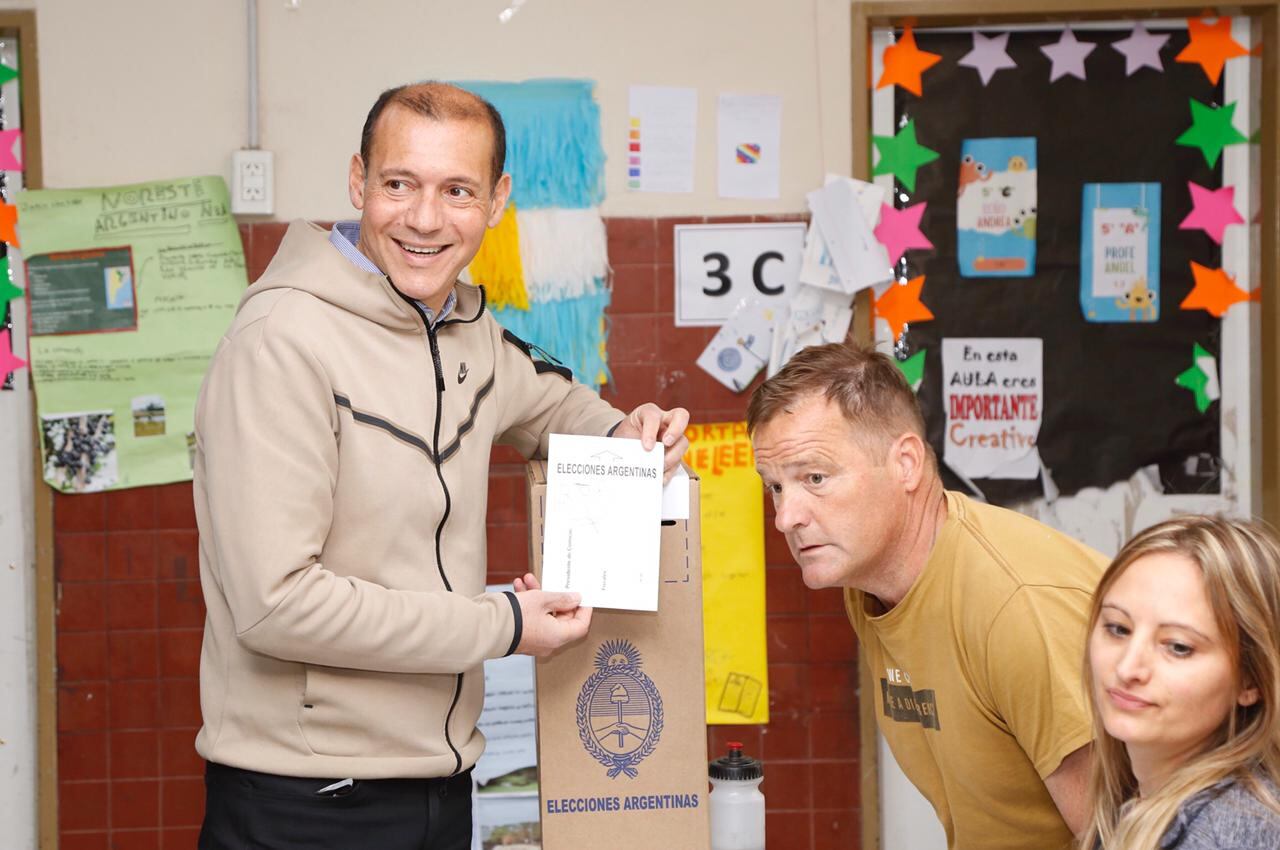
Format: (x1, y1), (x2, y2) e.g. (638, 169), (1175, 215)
(53, 218), (862, 850)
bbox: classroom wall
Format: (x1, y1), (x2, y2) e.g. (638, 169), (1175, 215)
(13, 0), (852, 218)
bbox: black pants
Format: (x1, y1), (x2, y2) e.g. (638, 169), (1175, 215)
(198, 761), (473, 850)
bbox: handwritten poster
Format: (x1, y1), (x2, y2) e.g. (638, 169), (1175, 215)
(16, 176), (246, 492)
(684, 421), (769, 725)
(942, 338), (1043, 480)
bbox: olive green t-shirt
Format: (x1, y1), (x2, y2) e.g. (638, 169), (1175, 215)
(846, 491), (1106, 850)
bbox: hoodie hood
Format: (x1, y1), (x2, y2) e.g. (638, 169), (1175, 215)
(239, 220), (484, 332)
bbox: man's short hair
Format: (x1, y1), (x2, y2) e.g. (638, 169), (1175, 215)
(747, 342), (929, 461)
(359, 81), (507, 188)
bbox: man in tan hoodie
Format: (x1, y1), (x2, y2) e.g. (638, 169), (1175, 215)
(194, 82), (687, 850)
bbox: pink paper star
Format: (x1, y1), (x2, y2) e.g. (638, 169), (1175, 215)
(0, 129), (22, 170)
(0, 329), (26, 379)
(1111, 22), (1170, 75)
(958, 32), (1017, 85)
(1041, 29), (1096, 82)
(1179, 182), (1243, 244)
(874, 202), (934, 265)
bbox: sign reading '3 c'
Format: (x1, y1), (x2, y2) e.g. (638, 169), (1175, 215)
(673, 223), (805, 327)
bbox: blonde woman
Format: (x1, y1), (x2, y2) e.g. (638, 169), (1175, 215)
(1082, 516), (1280, 848)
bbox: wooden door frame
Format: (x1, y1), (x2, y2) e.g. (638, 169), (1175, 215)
(850, 3), (1279, 847)
(0, 9), (55, 849)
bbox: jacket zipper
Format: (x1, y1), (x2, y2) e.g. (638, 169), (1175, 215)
(391, 288), (464, 777)
(425, 320), (465, 776)
(399, 285), (489, 778)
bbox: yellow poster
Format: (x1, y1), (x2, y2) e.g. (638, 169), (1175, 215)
(685, 421), (769, 724)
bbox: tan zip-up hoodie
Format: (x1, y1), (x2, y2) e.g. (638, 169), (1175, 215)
(193, 221), (622, 779)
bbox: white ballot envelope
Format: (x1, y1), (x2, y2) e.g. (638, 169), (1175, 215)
(541, 434), (663, 611)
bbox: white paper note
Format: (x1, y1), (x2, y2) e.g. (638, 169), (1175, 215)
(941, 338), (1043, 480)
(717, 94), (782, 199)
(805, 177), (893, 293)
(627, 85), (697, 193)
(696, 297), (776, 392)
(543, 434), (663, 611)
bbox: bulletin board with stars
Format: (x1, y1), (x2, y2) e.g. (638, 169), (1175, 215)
(870, 18), (1259, 505)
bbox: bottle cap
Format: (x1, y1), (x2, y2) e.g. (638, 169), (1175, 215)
(709, 741), (763, 781)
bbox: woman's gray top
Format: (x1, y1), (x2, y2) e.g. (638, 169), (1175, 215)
(1158, 773), (1280, 849)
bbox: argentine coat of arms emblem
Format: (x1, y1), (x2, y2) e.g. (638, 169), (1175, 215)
(576, 639), (664, 779)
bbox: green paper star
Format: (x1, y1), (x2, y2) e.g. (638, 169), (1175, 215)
(0, 63), (17, 87)
(896, 349), (926, 392)
(0, 281), (21, 311)
(0, 257), (20, 308)
(1174, 343), (1217, 414)
(1176, 99), (1248, 168)
(872, 120), (939, 192)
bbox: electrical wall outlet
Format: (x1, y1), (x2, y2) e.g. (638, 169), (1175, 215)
(231, 149), (274, 215)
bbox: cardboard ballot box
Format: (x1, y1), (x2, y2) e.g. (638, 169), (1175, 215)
(526, 461), (710, 850)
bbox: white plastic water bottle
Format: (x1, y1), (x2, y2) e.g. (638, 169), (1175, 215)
(708, 741), (765, 850)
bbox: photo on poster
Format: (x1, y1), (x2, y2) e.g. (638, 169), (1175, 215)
(1080, 182), (1162, 322)
(26, 246), (138, 336)
(41, 410), (119, 493)
(956, 138), (1037, 278)
(131, 394), (166, 437)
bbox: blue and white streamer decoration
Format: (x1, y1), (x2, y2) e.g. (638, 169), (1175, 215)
(458, 79), (612, 388)
(516, 208), (608, 302)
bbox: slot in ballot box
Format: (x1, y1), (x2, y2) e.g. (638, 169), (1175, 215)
(526, 461), (710, 850)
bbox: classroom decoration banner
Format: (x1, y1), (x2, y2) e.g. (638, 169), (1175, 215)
(16, 176), (246, 492)
(458, 79), (611, 389)
(684, 421), (769, 725)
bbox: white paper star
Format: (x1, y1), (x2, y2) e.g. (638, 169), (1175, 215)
(1040, 28), (1096, 82)
(1111, 22), (1170, 75)
(958, 32), (1018, 85)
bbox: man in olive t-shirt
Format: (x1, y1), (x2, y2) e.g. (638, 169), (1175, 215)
(748, 342), (1104, 850)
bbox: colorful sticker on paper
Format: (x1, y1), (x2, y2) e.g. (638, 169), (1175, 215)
(956, 138), (1036, 278)
(1080, 183), (1161, 322)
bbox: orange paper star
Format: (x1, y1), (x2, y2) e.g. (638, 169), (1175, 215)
(0, 202), (16, 247)
(875, 275), (934, 339)
(1181, 261), (1249, 317)
(1177, 17), (1248, 84)
(877, 26), (942, 96)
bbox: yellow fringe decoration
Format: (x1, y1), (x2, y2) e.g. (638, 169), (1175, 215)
(596, 315), (609, 386)
(467, 203), (529, 310)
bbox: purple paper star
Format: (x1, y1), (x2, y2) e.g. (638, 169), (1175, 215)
(958, 32), (1017, 85)
(1179, 182), (1244, 244)
(873, 202), (934, 266)
(1111, 22), (1170, 75)
(1041, 29), (1096, 82)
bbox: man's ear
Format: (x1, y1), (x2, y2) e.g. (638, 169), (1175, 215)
(891, 432), (928, 492)
(347, 154), (367, 211)
(487, 173), (512, 227)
